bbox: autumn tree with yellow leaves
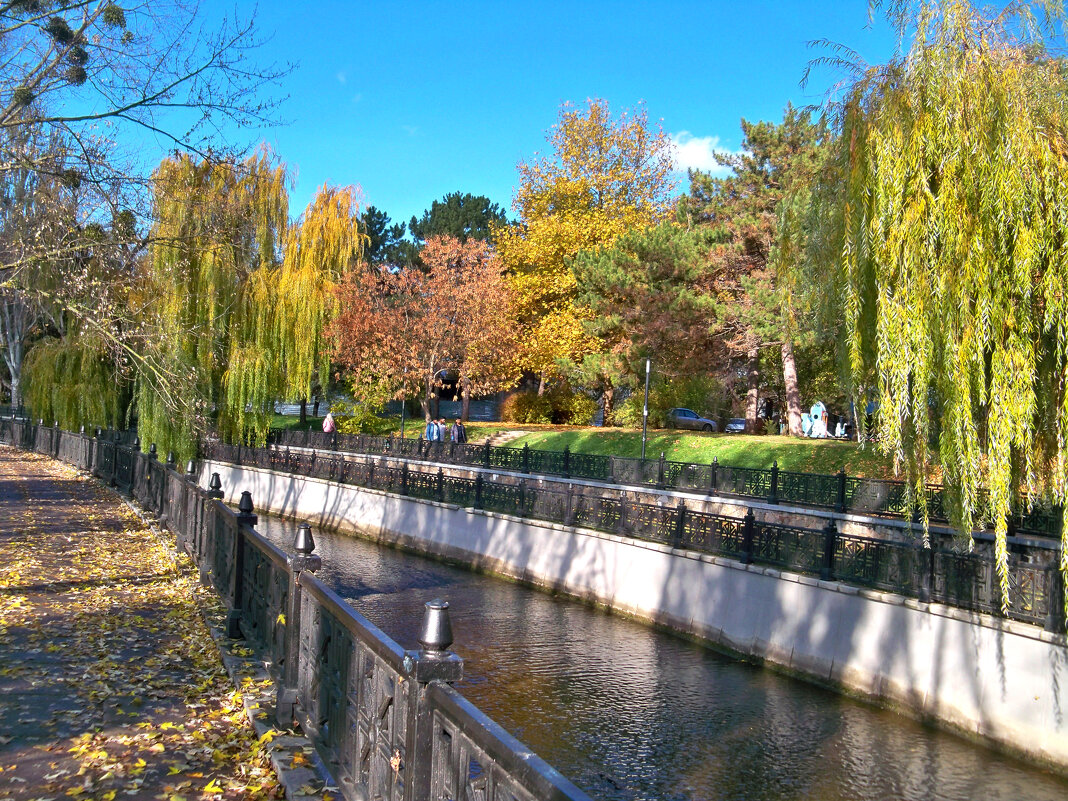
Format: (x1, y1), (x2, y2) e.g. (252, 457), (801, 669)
(137, 151), (364, 459)
(495, 99), (677, 419)
(793, 0), (1068, 610)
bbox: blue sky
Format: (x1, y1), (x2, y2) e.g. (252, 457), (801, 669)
(208, 1), (901, 228)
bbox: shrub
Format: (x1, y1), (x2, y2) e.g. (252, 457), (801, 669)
(552, 386), (598, 425)
(500, 391), (553, 424)
(332, 401), (393, 435)
(500, 385), (599, 425)
(617, 375), (724, 429)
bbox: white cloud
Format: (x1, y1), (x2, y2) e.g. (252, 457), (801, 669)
(669, 131), (737, 176)
(336, 71), (347, 84)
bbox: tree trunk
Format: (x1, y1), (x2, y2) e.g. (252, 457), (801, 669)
(781, 339), (803, 436)
(602, 383), (615, 427)
(299, 397), (307, 425)
(745, 347), (760, 434)
(461, 377), (471, 422)
(537, 373), (545, 396)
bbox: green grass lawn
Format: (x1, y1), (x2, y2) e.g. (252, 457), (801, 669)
(271, 414), (916, 480)
(503, 427), (907, 479)
(271, 413), (325, 431)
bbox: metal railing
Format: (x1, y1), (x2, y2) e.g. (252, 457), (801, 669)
(208, 438), (1067, 632)
(269, 428), (1064, 540)
(0, 420), (592, 801)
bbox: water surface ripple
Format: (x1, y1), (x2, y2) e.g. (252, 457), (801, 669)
(255, 517), (1068, 801)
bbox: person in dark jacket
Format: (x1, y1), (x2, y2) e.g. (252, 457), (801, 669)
(450, 419), (467, 443)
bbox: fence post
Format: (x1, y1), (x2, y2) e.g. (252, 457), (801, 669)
(709, 457), (718, 495)
(474, 471), (483, 510)
(402, 462), (410, 496)
(563, 445), (570, 479)
(227, 491), (257, 638)
(565, 482), (575, 525)
(276, 523), (322, 726)
(403, 599), (464, 800)
(919, 545), (934, 603)
(1045, 564), (1066, 633)
(657, 452), (666, 488)
(673, 500), (686, 549)
(523, 443), (530, 474)
(617, 490), (628, 535)
(484, 440), (491, 468)
(836, 469), (848, 513)
(437, 467), (444, 503)
(820, 518), (838, 581)
(332, 430), (338, 451)
(207, 472), (224, 501)
(769, 461), (779, 505)
(741, 508), (755, 564)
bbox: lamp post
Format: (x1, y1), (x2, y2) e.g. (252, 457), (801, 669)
(641, 358), (651, 461)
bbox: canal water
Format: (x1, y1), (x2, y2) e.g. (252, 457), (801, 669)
(255, 516), (1068, 801)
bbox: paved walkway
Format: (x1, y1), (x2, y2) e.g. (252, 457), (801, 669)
(0, 447), (282, 801)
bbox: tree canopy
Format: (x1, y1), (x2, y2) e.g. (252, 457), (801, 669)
(495, 99), (677, 394)
(329, 236), (519, 421)
(680, 105), (829, 434)
(137, 152), (363, 459)
(794, 0), (1068, 601)
(409, 192), (508, 246)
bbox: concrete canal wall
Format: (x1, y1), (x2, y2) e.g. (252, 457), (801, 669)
(201, 460), (1068, 772)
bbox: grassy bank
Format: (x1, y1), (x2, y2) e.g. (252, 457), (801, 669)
(503, 428), (905, 479)
(273, 413), (912, 480)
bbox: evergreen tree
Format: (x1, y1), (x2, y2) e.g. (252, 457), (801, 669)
(679, 104), (829, 434)
(361, 205), (416, 267)
(409, 192), (508, 246)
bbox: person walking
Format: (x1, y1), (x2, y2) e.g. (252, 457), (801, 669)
(450, 418), (467, 444)
(425, 418), (438, 441)
(436, 418), (448, 442)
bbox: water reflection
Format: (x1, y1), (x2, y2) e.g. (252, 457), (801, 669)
(255, 516), (1068, 801)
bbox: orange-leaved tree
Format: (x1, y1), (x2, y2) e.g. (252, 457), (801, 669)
(329, 236), (519, 422)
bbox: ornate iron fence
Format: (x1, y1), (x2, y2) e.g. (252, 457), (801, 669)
(0, 423), (593, 801)
(203, 439), (1068, 633)
(270, 429), (1063, 540)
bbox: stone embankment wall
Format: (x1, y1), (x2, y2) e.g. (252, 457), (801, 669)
(202, 459), (1068, 772)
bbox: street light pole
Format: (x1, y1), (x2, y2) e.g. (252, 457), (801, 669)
(641, 358), (651, 461)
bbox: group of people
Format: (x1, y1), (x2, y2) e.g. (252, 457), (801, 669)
(425, 417), (467, 444)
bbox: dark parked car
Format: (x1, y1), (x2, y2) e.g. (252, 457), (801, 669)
(666, 407), (717, 431)
(724, 418), (747, 434)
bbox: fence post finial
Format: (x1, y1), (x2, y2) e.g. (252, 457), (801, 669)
(207, 472), (224, 500)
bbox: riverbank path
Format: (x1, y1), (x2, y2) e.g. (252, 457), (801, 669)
(0, 446), (282, 801)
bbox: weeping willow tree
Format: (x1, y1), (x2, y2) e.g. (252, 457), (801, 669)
(137, 150), (289, 460)
(797, 0), (1068, 607)
(138, 151), (364, 460)
(223, 185), (367, 444)
(22, 333), (126, 429)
